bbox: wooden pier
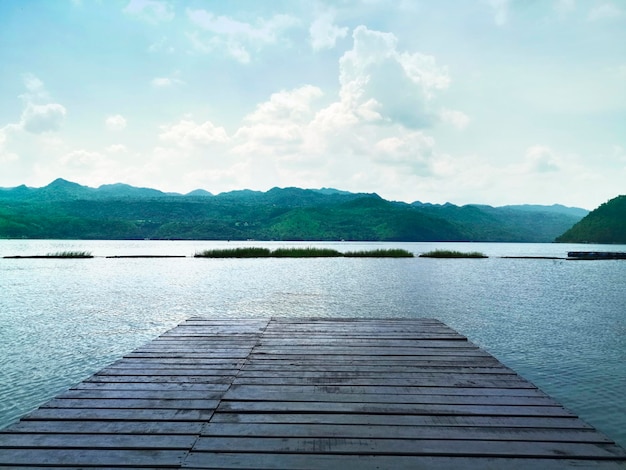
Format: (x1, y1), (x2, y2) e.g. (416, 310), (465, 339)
(1, 317), (625, 469)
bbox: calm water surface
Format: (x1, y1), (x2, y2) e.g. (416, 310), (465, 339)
(1, 240), (625, 448)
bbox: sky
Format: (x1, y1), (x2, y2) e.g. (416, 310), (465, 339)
(0, 0), (625, 209)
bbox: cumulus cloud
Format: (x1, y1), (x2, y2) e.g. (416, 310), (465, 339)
(60, 149), (105, 167)
(310, 10), (348, 51)
(105, 114), (127, 131)
(588, 2), (623, 21)
(186, 9), (299, 62)
(151, 76), (185, 88)
(440, 109), (470, 129)
(524, 145), (561, 172)
(486, 0), (510, 26)
(20, 73), (49, 102)
(124, 0), (174, 23)
(20, 103), (67, 134)
(554, 0), (576, 15)
(159, 118), (229, 148)
(338, 26), (449, 129)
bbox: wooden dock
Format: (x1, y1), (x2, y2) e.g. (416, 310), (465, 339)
(1, 317), (625, 469)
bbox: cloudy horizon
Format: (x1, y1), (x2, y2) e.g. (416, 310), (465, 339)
(1, 0), (625, 210)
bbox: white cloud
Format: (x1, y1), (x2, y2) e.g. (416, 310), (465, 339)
(486, 0), (510, 26)
(588, 3), (623, 21)
(0, 127), (19, 163)
(105, 114), (127, 131)
(106, 144), (128, 153)
(338, 26), (449, 129)
(186, 9), (299, 62)
(440, 109), (470, 130)
(310, 10), (348, 51)
(554, 0), (576, 15)
(524, 145), (561, 172)
(244, 85), (323, 123)
(159, 118), (229, 148)
(20, 103), (67, 134)
(151, 76), (185, 88)
(124, 0), (174, 23)
(20, 73), (49, 102)
(148, 36), (175, 54)
(373, 132), (436, 172)
(60, 149), (105, 167)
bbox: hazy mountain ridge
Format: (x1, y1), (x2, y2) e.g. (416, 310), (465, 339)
(555, 195), (626, 244)
(0, 179), (588, 242)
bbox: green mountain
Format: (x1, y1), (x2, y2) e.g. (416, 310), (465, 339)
(0, 180), (587, 241)
(555, 195), (626, 243)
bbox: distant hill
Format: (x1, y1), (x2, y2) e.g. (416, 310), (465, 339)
(0, 179), (587, 241)
(555, 195), (626, 243)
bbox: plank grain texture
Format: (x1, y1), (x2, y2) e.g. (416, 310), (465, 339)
(1, 317), (625, 469)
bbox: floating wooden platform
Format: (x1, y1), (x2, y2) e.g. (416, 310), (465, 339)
(1, 317), (625, 469)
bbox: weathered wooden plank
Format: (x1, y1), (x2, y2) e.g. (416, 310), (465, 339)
(0, 433), (196, 449)
(2, 420), (204, 435)
(59, 389), (224, 400)
(222, 390), (558, 406)
(231, 376), (535, 388)
(182, 453), (626, 470)
(22, 408), (215, 421)
(96, 368), (238, 376)
(226, 384), (548, 397)
(253, 347), (483, 355)
(0, 449), (186, 466)
(191, 436), (626, 459)
(200, 422), (613, 443)
(236, 371), (519, 380)
(86, 375), (233, 384)
(210, 412), (593, 429)
(72, 382), (229, 392)
(42, 398), (220, 410)
(241, 365), (513, 374)
(216, 400), (575, 417)
(247, 353), (494, 361)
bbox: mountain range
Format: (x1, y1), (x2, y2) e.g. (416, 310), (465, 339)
(0, 178), (589, 242)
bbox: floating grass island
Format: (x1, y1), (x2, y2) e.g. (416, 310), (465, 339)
(194, 247), (414, 258)
(3, 251), (94, 259)
(419, 249), (487, 259)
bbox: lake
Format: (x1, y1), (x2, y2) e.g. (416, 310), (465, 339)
(1, 239), (625, 449)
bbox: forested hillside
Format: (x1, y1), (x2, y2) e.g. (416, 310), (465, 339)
(0, 179), (586, 242)
(556, 195), (626, 243)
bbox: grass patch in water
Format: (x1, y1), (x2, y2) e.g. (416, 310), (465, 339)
(344, 249), (414, 258)
(194, 247), (271, 258)
(419, 249), (487, 259)
(46, 251), (93, 258)
(193, 247), (414, 258)
(271, 247), (342, 258)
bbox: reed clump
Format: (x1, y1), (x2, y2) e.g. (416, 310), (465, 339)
(419, 250), (487, 259)
(344, 249), (414, 258)
(194, 247), (271, 258)
(194, 247), (415, 258)
(46, 251), (93, 258)
(271, 247), (342, 257)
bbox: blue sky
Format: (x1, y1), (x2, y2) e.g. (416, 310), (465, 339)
(1, 0), (625, 209)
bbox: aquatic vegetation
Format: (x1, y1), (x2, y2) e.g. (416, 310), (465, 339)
(43, 251), (94, 258)
(194, 247), (271, 258)
(270, 247), (342, 257)
(343, 249), (414, 258)
(419, 250), (487, 258)
(4, 251), (95, 259)
(194, 247), (414, 258)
